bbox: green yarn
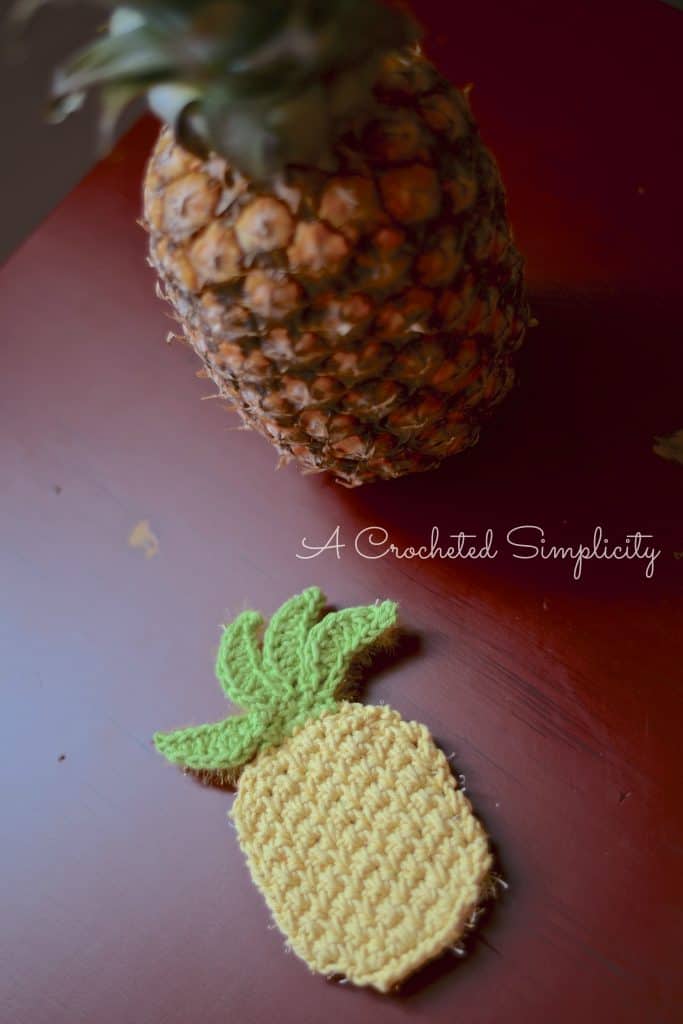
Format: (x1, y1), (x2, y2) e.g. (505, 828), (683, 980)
(154, 588), (398, 775)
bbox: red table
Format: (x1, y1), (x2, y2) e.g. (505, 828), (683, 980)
(2, 2), (682, 1021)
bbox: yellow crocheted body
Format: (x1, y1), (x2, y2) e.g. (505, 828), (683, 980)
(232, 701), (492, 992)
(155, 589), (495, 991)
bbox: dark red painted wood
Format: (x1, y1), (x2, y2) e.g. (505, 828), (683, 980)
(2, 2), (681, 1022)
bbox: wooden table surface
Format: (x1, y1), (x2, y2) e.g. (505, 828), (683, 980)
(2, 2), (682, 1022)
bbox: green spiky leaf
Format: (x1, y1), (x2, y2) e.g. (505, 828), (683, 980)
(154, 707), (270, 772)
(17, 0), (421, 177)
(262, 586), (326, 688)
(301, 600), (398, 701)
(214, 609), (265, 707)
(154, 590), (399, 775)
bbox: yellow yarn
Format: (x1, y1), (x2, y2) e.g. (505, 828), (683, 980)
(155, 590), (493, 991)
(232, 701), (492, 992)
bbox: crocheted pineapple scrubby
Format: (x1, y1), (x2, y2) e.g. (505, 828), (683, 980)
(154, 588), (493, 993)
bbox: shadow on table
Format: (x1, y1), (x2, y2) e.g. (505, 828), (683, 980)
(324, 286), (682, 600)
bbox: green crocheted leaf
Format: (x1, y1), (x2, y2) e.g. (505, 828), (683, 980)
(262, 587), (326, 689)
(301, 600), (398, 702)
(154, 591), (399, 774)
(154, 709), (270, 773)
(215, 610), (266, 707)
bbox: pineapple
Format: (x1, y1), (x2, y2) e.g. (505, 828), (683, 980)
(46, 0), (529, 485)
(154, 588), (493, 992)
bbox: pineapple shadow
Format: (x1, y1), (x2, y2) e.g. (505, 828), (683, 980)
(324, 285), (682, 599)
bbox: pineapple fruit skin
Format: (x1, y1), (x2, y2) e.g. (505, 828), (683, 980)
(144, 52), (529, 486)
(232, 701), (492, 992)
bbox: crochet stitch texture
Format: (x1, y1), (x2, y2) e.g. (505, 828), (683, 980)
(154, 587), (492, 991)
(234, 702), (491, 991)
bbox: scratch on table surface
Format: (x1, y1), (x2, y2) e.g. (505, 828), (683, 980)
(479, 934), (503, 957)
(128, 519), (159, 559)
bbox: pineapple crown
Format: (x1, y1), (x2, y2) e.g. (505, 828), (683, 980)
(154, 587), (398, 777)
(14, 0), (419, 178)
